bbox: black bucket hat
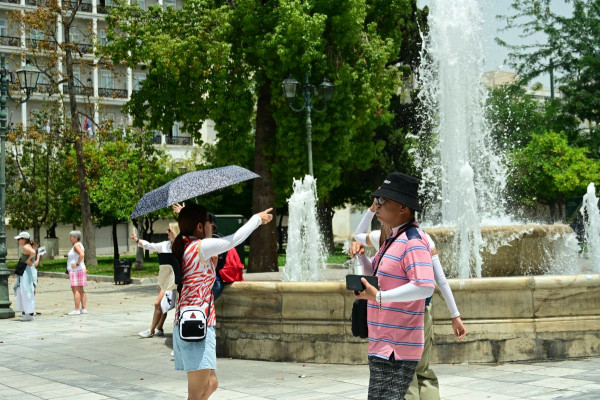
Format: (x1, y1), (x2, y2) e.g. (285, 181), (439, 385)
(372, 172), (421, 212)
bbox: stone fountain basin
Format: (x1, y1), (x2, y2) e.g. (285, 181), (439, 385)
(215, 274), (600, 364)
(426, 224), (576, 276)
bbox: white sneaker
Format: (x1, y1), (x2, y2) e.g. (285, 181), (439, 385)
(67, 310), (81, 316)
(80, 309), (87, 314)
(138, 329), (153, 338)
(21, 314), (34, 321)
(155, 329), (164, 337)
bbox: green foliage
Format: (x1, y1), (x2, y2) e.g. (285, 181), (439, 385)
(6, 109), (70, 239)
(497, 0), (600, 130)
(104, 0), (422, 207)
(509, 131), (600, 207)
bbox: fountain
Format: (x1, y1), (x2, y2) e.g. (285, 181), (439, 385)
(283, 175), (327, 281)
(215, 0), (600, 364)
(582, 183), (600, 273)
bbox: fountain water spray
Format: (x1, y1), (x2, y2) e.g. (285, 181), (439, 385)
(414, 0), (507, 277)
(284, 175), (327, 281)
(581, 182), (600, 273)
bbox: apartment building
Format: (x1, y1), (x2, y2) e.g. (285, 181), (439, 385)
(0, 0), (217, 164)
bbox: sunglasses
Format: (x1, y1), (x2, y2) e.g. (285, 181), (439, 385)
(376, 197), (387, 206)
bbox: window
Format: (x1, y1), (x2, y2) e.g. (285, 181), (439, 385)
(0, 20), (7, 37)
(135, 0), (145, 9)
(72, 67), (81, 86)
(100, 70), (114, 89)
(171, 121), (180, 137)
(68, 26), (80, 43)
(30, 30), (44, 41)
(163, 0), (176, 8)
(99, 30), (107, 46)
(101, 113), (115, 122)
(133, 73), (146, 91)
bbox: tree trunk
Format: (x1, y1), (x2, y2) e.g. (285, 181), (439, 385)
(277, 213), (285, 254)
(112, 221), (119, 264)
(65, 39), (97, 266)
(317, 201), (336, 254)
(248, 78), (278, 273)
(33, 225), (41, 244)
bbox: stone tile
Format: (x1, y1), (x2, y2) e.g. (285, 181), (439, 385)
(525, 377), (595, 390)
(525, 367), (587, 377)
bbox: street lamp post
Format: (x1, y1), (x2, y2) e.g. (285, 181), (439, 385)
(282, 73), (334, 177)
(0, 54), (40, 319)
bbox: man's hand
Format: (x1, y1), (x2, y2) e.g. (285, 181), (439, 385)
(353, 278), (378, 301)
(452, 316), (466, 341)
(349, 241), (365, 257)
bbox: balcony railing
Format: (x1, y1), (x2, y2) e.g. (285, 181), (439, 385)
(26, 38), (58, 50)
(62, 0), (93, 12)
(61, 85), (92, 96)
(75, 42), (94, 54)
(0, 36), (21, 47)
(97, 5), (112, 14)
(152, 135), (162, 145)
(98, 87), (128, 98)
(0, 0), (19, 4)
(165, 136), (193, 146)
(25, 0), (49, 6)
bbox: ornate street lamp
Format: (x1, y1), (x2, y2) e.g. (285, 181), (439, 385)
(282, 73), (334, 177)
(0, 54), (40, 319)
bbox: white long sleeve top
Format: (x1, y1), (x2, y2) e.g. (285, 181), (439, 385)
(353, 210), (460, 318)
(138, 239), (172, 253)
(199, 215), (261, 260)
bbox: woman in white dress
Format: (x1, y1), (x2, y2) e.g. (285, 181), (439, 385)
(13, 232), (37, 321)
(67, 230), (87, 315)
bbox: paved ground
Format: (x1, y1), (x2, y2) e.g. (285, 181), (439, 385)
(1, 275), (599, 400)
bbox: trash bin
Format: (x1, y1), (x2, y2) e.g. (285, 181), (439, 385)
(114, 259), (132, 285)
(215, 214), (246, 265)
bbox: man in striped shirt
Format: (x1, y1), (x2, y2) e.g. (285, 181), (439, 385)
(354, 172), (435, 400)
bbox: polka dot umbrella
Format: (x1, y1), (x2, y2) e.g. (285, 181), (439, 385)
(130, 165), (260, 219)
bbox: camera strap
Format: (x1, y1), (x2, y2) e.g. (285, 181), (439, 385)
(372, 219), (416, 276)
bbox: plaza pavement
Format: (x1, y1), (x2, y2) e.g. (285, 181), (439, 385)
(1, 275), (599, 400)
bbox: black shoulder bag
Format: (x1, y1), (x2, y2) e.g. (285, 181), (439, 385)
(14, 261), (27, 276)
(351, 220), (415, 338)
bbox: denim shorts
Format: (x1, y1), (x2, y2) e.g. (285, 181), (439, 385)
(173, 325), (217, 371)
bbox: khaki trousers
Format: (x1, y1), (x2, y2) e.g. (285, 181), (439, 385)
(404, 304), (439, 400)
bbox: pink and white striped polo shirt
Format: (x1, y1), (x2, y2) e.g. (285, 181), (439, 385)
(367, 222), (435, 361)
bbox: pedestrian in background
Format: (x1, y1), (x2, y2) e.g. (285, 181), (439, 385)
(67, 231), (87, 315)
(14, 232), (37, 321)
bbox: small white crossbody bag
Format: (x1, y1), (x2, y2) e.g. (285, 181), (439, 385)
(178, 296), (212, 342)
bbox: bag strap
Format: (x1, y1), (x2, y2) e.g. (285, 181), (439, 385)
(373, 219), (416, 276)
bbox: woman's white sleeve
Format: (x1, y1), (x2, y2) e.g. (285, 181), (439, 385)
(369, 231), (381, 251)
(379, 282), (434, 302)
(201, 215), (262, 260)
(355, 233), (369, 247)
(433, 254), (460, 318)
(353, 209), (375, 238)
(139, 240), (168, 252)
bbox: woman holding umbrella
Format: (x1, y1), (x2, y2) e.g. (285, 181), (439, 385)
(172, 203), (272, 400)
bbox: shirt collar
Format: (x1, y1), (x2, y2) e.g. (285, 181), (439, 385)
(390, 220), (411, 235)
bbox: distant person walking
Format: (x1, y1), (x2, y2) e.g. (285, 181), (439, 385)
(131, 222), (179, 338)
(67, 231), (87, 315)
(14, 232), (37, 321)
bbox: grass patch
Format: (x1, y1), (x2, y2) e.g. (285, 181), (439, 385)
(277, 250), (349, 267)
(7, 255), (160, 278)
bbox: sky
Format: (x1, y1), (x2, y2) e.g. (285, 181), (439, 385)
(417, 0), (574, 88)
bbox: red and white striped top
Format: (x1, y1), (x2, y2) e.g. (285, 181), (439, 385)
(175, 239), (216, 326)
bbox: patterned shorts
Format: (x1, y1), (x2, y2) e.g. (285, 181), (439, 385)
(69, 269), (88, 287)
(368, 355), (418, 400)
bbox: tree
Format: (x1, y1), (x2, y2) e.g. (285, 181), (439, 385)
(509, 131), (600, 221)
(497, 0), (600, 140)
(105, 0), (423, 271)
(6, 109), (67, 242)
(11, 0), (113, 266)
(85, 131), (172, 264)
